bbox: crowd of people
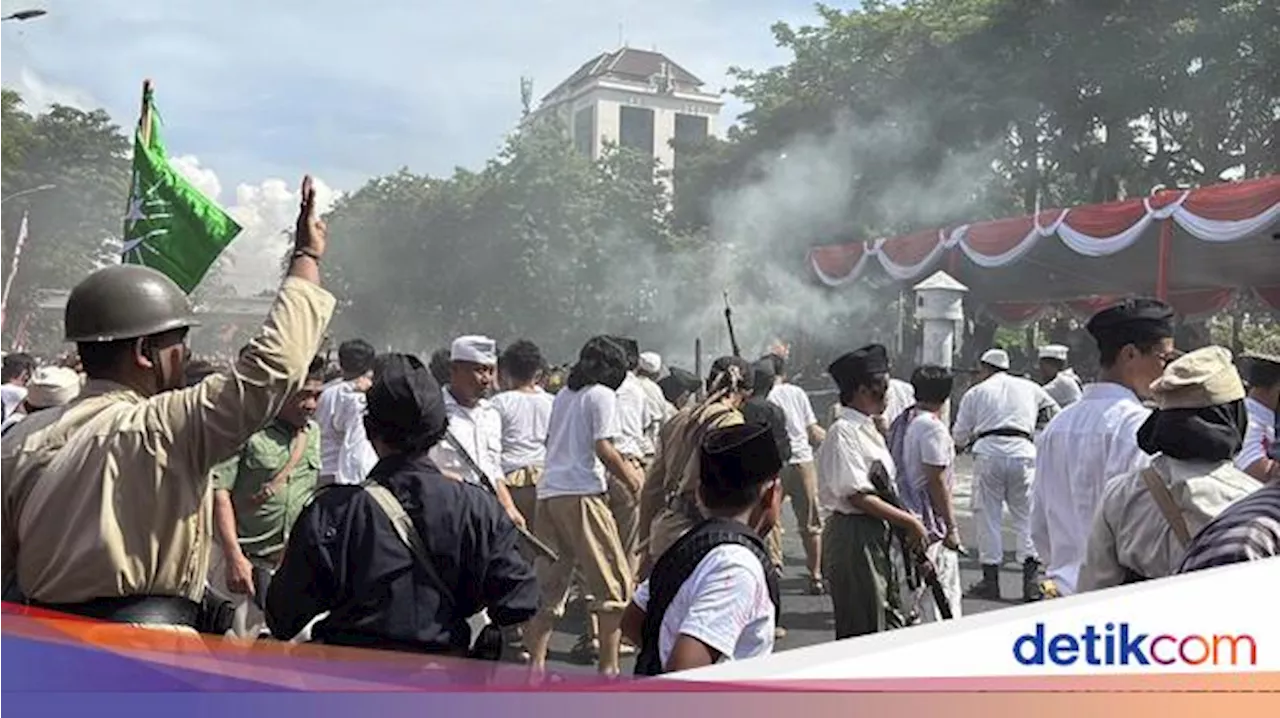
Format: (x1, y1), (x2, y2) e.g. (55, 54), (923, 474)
(2, 181), (1277, 683)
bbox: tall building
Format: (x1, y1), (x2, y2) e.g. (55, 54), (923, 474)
(532, 47), (724, 172)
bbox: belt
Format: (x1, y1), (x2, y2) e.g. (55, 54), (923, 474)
(32, 595), (201, 627)
(974, 427), (1034, 443)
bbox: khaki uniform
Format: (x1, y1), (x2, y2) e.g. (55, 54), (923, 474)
(1, 277), (334, 604)
(504, 464), (544, 536)
(1078, 455), (1261, 591)
(639, 398), (744, 569)
(209, 419), (323, 638)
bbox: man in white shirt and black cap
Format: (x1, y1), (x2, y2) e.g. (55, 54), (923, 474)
(1037, 344), (1082, 409)
(624, 422), (783, 675)
(817, 344), (926, 639)
(1031, 298), (1179, 598)
(429, 335), (526, 528)
(953, 347), (1060, 602)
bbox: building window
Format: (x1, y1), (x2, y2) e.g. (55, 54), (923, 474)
(619, 106), (655, 158)
(574, 106), (595, 157)
(674, 113), (709, 147)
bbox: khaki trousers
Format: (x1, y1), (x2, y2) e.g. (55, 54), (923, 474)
(607, 456), (646, 575)
(533, 494), (633, 618)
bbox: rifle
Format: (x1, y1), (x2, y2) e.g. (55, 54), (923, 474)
(866, 461), (953, 621)
(441, 431), (560, 563)
(722, 291), (741, 358)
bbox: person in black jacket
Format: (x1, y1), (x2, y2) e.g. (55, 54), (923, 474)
(743, 360), (793, 464)
(266, 353), (538, 658)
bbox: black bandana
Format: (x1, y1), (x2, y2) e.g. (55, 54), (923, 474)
(366, 353), (449, 449)
(1136, 399), (1247, 462)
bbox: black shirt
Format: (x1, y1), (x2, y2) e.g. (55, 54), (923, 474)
(266, 452), (538, 654)
(742, 396), (793, 465)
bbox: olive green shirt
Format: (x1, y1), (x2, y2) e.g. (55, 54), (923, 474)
(214, 420), (321, 560)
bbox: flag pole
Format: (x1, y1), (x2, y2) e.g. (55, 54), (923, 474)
(138, 79), (153, 145)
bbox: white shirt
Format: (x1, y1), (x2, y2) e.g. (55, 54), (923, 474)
(539, 384), (620, 499)
(491, 388), (555, 475)
(428, 388), (503, 485)
(315, 378), (351, 475)
(768, 383), (818, 464)
(816, 406), (896, 518)
(953, 372), (1060, 459)
(632, 544), (774, 669)
(2, 384), (27, 424)
(635, 375), (671, 453)
(1031, 383), (1152, 596)
(333, 389), (379, 485)
(1235, 397), (1276, 475)
(614, 373), (652, 458)
(315, 378), (379, 484)
(1079, 455), (1261, 591)
(884, 378), (916, 427)
(1043, 369), (1083, 409)
(900, 411), (956, 541)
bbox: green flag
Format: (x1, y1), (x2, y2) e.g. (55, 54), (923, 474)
(122, 84), (241, 293)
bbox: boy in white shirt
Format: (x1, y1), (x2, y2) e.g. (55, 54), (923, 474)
(887, 365), (965, 623)
(523, 336), (644, 679)
(623, 422), (783, 675)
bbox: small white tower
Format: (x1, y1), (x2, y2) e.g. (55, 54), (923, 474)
(912, 270), (969, 370)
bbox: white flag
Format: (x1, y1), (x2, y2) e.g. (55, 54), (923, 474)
(1, 211), (29, 314)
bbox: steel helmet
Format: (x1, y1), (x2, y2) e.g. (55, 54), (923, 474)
(64, 265), (199, 343)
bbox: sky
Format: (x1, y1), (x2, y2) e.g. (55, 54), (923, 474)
(1, 0), (827, 290)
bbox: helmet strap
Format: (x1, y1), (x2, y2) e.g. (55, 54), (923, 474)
(138, 337), (165, 394)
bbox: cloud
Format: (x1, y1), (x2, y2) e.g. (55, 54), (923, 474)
(2, 0), (818, 188)
(9, 67), (97, 113)
(170, 155), (340, 295)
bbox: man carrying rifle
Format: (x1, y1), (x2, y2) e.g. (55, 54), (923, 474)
(886, 365), (965, 623)
(428, 336), (527, 528)
(817, 344), (927, 639)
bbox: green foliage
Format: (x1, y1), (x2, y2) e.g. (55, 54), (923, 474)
(2, 92), (131, 349)
(722, 0), (1278, 231)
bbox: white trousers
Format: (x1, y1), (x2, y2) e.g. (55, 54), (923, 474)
(206, 542), (314, 642)
(972, 453), (1037, 565)
(894, 543), (963, 624)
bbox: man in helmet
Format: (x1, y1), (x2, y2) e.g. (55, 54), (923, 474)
(1, 177), (334, 631)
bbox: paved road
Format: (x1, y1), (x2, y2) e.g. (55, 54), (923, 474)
(544, 456), (1033, 671)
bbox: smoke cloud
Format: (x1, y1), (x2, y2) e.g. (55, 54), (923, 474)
(604, 111), (999, 377)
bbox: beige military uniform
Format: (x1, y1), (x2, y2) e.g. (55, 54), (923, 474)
(1079, 454), (1261, 591)
(1, 277), (334, 604)
(638, 398), (744, 569)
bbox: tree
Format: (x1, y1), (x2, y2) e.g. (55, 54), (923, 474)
(2, 92), (131, 351)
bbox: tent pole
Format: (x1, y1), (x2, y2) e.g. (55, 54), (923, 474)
(1155, 219), (1173, 301)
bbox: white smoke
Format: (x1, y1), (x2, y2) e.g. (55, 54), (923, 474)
(170, 156), (341, 295)
(618, 112), (999, 374)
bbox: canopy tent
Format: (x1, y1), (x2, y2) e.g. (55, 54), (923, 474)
(807, 175), (1280, 324)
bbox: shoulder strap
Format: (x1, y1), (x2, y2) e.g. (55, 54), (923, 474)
(1139, 467), (1192, 547)
(361, 481), (457, 611)
(261, 429), (310, 495)
(635, 518), (778, 677)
